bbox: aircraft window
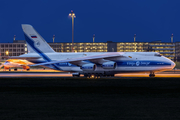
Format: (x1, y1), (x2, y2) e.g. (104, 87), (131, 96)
(154, 53), (161, 57)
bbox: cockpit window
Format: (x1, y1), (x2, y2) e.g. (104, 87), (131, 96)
(154, 53), (162, 57)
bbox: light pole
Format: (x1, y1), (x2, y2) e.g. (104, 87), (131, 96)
(52, 35), (55, 43)
(69, 10), (76, 52)
(93, 34), (95, 43)
(171, 33), (173, 43)
(13, 35), (16, 41)
(134, 34), (136, 42)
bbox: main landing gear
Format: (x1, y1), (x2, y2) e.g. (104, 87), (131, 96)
(73, 73), (115, 78)
(72, 73), (80, 77)
(83, 73), (114, 78)
(149, 72), (155, 77)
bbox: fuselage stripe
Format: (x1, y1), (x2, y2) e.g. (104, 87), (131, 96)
(24, 33), (60, 70)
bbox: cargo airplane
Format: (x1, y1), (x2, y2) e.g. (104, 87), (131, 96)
(8, 24), (175, 77)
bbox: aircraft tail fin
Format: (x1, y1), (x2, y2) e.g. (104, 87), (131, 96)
(22, 24), (55, 53)
(26, 42), (36, 53)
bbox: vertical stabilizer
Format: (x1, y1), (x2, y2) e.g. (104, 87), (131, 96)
(26, 42), (35, 53)
(22, 24), (55, 53)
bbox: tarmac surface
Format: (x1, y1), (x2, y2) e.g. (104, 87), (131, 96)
(0, 77), (180, 119)
(0, 71), (180, 78)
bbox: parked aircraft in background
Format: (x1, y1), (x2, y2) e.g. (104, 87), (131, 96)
(0, 59), (33, 71)
(8, 24), (176, 77)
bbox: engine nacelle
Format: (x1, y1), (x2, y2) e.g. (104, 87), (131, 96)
(22, 65), (30, 70)
(81, 63), (96, 71)
(102, 61), (117, 69)
(4, 66), (10, 70)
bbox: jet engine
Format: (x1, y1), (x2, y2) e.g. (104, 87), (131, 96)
(80, 63), (97, 71)
(102, 61), (117, 69)
(22, 65), (30, 70)
(4, 66), (10, 70)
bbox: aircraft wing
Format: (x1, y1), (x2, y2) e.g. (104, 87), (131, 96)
(31, 52), (124, 67)
(3, 56), (41, 60)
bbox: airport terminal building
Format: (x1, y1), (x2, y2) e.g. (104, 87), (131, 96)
(48, 41), (175, 60)
(0, 40), (178, 61)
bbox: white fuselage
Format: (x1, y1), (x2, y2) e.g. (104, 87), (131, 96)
(19, 52), (175, 74)
(3, 59), (32, 70)
(4, 62), (22, 68)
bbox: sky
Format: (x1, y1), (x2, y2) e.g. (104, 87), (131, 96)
(0, 0), (180, 43)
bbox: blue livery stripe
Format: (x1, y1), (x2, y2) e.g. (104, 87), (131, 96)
(24, 33), (61, 70)
(116, 61), (171, 67)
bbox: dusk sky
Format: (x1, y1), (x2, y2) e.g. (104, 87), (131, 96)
(0, 0), (180, 43)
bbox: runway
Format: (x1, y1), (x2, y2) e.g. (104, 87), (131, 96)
(0, 71), (180, 77)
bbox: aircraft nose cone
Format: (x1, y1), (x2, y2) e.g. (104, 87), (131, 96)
(171, 61), (176, 69)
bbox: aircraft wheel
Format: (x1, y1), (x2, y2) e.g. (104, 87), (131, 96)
(14, 68), (17, 71)
(149, 72), (155, 77)
(111, 74), (114, 77)
(84, 73), (88, 78)
(88, 73), (91, 78)
(99, 73), (103, 78)
(94, 74), (97, 78)
(149, 74), (155, 77)
(107, 75), (111, 77)
(9, 69), (11, 71)
(97, 73), (101, 78)
(73, 74), (80, 77)
(27, 69), (30, 71)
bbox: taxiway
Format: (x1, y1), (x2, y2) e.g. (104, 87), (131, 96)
(0, 72), (179, 78)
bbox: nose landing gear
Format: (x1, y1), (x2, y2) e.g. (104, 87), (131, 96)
(149, 72), (155, 77)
